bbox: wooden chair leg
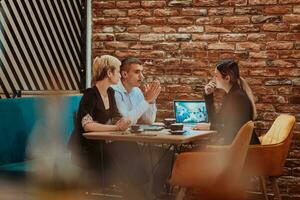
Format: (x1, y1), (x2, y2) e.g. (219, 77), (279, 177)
(259, 176), (269, 200)
(270, 177), (281, 200)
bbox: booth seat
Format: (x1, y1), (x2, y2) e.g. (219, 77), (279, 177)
(0, 95), (81, 179)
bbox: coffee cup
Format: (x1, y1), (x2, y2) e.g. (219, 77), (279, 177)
(170, 123), (184, 131)
(131, 125), (140, 131)
(163, 118), (176, 128)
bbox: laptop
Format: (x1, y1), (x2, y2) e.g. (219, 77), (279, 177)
(174, 100), (209, 127)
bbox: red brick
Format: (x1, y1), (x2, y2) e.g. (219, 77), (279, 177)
(165, 34), (191, 41)
(279, 50), (300, 59)
(252, 86), (276, 94)
(102, 9), (126, 17)
(232, 25), (260, 32)
(196, 17), (222, 25)
(263, 5), (292, 14)
(279, 0), (300, 3)
(104, 42), (129, 49)
(256, 103), (275, 111)
(249, 0), (277, 5)
(140, 34), (165, 42)
(208, 43), (235, 50)
(294, 6), (300, 13)
(223, 16), (250, 24)
(143, 18), (166, 25)
(182, 51), (207, 58)
(262, 95), (289, 103)
(193, 0), (219, 6)
(141, 1), (166, 8)
(178, 26), (204, 33)
(236, 42), (262, 50)
(181, 42), (207, 50)
(235, 7), (263, 15)
(276, 105), (300, 112)
(165, 68), (191, 75)
(247, 33), (276, 41)
(249, 69), (277, 76)
(130, 43), (153, 50)
(278, 86), (292, 95)
(182, 59), (208, 68)
(264, 78), (293, 85)
(262, 23), (289, 32)
(116, 1), (140, 8)
(92, 41), (103, 49)
(269, 33), (299, 41)
(251, 15), (281, 23)
(205, 26), (231, 33)
(141, 51), (165, 58)
(269, 60), (297, 68)
(152, 26), (176, 33)
(266, 42), (294, 50)
(165, 85), (193, 93)
(283, 15), (300, 23)
(116, 18), (141, 25)
(220, 34), (247, 42)
(249, 51), (277, 59)
(93, 33), (114, 41)
(279, 68), (300, 76)
(220, 0), (247, 6)
(168, 17), (194, 25)
(93, 1), (115, 9)
(128, 9), (152, 17)
(208, 8), (234, 16)
(115, 33), (139, 41)
(168, 0), (193, 7)
(127, 25), (152, 33)
(155, 58), (181, 67)
(192, 34), (219, 41)
(181, 8), (207, 16)
(192, 69), (213, 76)
(153, 9), (179, 16)
(291, 24), (300, 32)
(93, 18), (115, 25)
(239, 60), (267, 68)
(115, 50), (140, 58)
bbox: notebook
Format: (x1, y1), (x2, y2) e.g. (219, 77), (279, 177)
(174, 100), (209, 125)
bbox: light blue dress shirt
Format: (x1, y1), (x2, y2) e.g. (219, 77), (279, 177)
(112, 81), (157, 124)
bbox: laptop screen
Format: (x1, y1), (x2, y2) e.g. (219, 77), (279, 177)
(174, 100), (208, 123)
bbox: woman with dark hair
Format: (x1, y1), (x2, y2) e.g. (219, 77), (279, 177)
(195, 59), (260, 145)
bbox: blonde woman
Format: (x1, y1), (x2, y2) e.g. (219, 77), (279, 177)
(70, 55), (148, 199)
(195, 59), (260, 145)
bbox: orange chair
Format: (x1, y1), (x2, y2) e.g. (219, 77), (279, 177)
(244, 114), (296, 200)
(169, 121), (254, 200)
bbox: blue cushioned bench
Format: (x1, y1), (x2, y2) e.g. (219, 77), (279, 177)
(0, 95), (81, 179)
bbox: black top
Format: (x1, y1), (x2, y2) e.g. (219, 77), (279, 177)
(205, 83), (260, 145)
(69, 86), (119, 169)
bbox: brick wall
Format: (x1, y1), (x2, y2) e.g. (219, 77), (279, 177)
(92, 0), (300, 198)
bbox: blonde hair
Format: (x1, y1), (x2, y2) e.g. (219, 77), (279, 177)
(92, 55), (121, 84)
(239, 77), (257, 120)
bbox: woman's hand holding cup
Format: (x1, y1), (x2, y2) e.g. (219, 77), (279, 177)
(204, 79), (216, 95)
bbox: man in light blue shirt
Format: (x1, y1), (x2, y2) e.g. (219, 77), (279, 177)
(112, 57), (161, 124)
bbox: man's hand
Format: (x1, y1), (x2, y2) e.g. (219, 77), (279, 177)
(116, 118), (130, 131)
(143, 80), (161, 103)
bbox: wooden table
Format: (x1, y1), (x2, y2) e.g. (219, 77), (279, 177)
(83, 128), (216, 144)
